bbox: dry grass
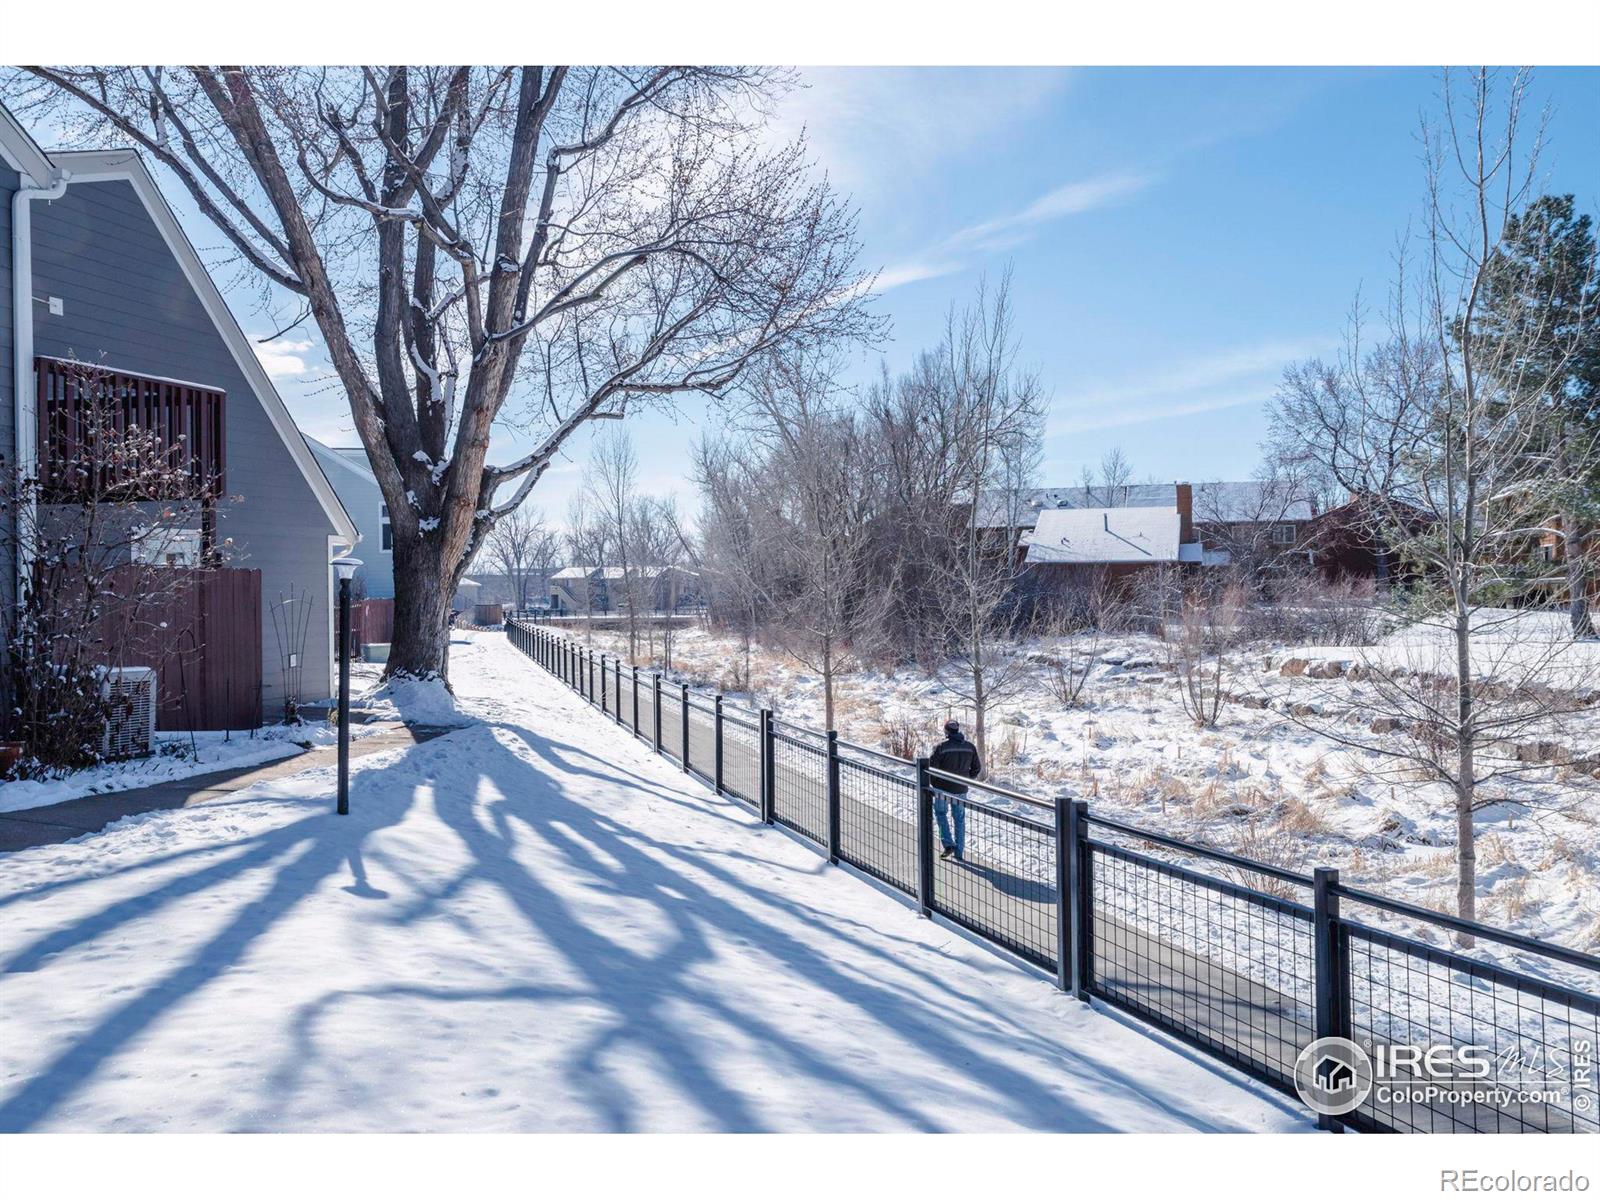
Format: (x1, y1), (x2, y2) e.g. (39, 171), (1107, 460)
(1274, 795), (1331, 837)
(1413, 851), (1457, 879)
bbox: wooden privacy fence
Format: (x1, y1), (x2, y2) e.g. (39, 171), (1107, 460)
(351, 598), (395, 648)
(99, 565), (262, 731)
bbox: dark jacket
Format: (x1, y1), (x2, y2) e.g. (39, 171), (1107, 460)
(929, 734), (982, 795)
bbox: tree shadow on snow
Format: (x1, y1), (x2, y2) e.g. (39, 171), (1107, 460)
(0, 666), (1304, 1133)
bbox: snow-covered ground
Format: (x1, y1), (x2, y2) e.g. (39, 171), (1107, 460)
(0, 631), (1307, 1133)
(0, 727), (323, 815)
(582, 622), (1600, 960)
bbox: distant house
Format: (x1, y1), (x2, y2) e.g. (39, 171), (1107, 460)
(1020, 504), (1209, 583)
(1191, 480), (1318, 569)
(304, 438), (392, 599)
(549, 565), (701, 615)
(1302, 495), (1434, 586)
(974, 482), (1181, 532)
(2, 105), (358, 726)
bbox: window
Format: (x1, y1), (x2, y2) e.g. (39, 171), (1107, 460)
(1272, 523), (1297, 546)
(133, 526), (203, 567)
(381, 503), (393, 551)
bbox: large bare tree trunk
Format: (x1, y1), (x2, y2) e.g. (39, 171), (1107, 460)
(388, 537), (456, 680)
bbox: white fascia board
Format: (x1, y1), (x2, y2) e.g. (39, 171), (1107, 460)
(0, 105), (56, 186)
(46, 148), (360, 553)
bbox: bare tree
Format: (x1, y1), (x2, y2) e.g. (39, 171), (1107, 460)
(563, 495), (609, 643)
(6, 67), (877, 685)
(527, 517), (563, 613)
(696, 355), (885, 727)
(1280, 70), (1600, 933)
(928, 277), (1046, 760)
(1270, 293), (1441, 587)
(1079, 446), (1133, 507)
(1042, 568), (1127, 707)
(587, 428), (644, 659)
(1166, 582), (1244, 729)
(481, 503), (550, 611)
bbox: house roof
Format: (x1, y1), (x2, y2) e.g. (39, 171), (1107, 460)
(0, 103), (56, 186)
(41, 147), (358, 551)
(552, 565), (697, 582)
(1192, 480), (1316, 523)
(306, 436), (379, 487)
(1022, 506), (1191, 565)
(975, 484), (1179, 528)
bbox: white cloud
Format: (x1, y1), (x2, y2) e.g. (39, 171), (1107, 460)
(874, 169), (1156, 295)
(772, 68), (1071, 203)
(252, 336), (316, 378)
(1046, 339), (1331, 438)
(947, 171), (1156, 252)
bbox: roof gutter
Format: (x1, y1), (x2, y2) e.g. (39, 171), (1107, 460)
(12, 168), (70, 599)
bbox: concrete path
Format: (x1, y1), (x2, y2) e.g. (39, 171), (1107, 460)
(558, 655), (1586, 1134)
(0, 722), (449, 853)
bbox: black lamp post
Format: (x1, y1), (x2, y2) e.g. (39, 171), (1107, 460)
(333, 557), (363, 816)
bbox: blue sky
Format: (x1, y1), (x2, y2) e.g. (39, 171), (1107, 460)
(248, 67), (1600, 523)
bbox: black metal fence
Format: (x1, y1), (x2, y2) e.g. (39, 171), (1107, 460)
(506, 621), (1600, 1134)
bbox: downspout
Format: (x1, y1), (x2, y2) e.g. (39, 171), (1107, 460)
(12, 168), (70, 601)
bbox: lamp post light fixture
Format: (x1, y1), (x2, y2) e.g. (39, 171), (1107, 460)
(332, 557), (363, 816)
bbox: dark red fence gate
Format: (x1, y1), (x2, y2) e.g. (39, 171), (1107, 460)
(102, 565), (263, 731)
(351, 598), (395, 649)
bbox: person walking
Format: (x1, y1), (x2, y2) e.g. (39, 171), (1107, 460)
(929, 718), (981, 861)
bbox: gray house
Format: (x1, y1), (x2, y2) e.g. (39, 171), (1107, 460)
(2, 106), (358, 724)
(306, 438), (394, 600)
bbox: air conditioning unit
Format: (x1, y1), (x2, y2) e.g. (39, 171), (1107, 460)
(99, 666), (157, 760)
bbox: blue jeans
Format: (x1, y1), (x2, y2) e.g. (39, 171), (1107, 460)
(934, 789), (966, 858)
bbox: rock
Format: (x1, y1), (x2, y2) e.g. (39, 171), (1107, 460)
(1515, 741), (1567, 765)
(1370, 717), (1404, 734)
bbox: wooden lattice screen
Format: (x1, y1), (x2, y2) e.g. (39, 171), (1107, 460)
(35, 356), (226, 502)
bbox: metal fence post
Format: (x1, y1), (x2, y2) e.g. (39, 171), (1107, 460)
(1313, 866), (1345, 1133)
(1068, 799), (1092, 999)
(652, 674), (663, 754)
(600, 656), (609, 716)
(588, 649), (596, 703)
(713, 695), (725, 795)
(680, 683), (691, 771)
(632, 666), (640, 736)
(826, 730), (841, 864)
(1054, 791), (1072, 993)
(915, 757), (934, 917)
(759, 708), (775, 825)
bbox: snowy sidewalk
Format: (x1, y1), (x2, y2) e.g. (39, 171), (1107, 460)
(0, 632), (1309, 1132)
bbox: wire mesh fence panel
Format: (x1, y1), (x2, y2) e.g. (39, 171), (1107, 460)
(684, 696), (716, 783)
(771, 722), (828, 844)
(836, 751), (918, 896)
(1341, 922), (1600, 1134)
(721, 710), (761, 810)
(928, 785), (1057, 970)
(659, 687), (684, 764)
(1086, 841), (1316, 1092)
(636, 681), (657, 747)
